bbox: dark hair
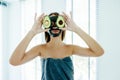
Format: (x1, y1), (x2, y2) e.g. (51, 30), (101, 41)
(45, 12), (66, 43)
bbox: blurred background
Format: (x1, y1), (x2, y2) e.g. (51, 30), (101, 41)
(0, 0), (120, 80)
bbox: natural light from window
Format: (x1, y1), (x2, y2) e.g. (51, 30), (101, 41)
(66, 0), (96, 80)
(0, 5), (3, 80)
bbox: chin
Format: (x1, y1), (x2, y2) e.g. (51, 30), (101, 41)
(49, 30), (62, 37)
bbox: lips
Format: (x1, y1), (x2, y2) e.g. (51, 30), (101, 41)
(49, 29), (62, 37)
(51, 29), (60, 33)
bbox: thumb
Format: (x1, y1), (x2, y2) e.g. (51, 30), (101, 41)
(59, 27), (67, 31)
(34, 13), (37, 23)
(44, 29), (49, 32)
(38, 28), (49, 33)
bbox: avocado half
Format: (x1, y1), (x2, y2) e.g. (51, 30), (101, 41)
(43, 15), (51, 28)
(56, 16), (65, 28)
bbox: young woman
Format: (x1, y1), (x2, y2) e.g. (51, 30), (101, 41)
(9, 12), (104, 80)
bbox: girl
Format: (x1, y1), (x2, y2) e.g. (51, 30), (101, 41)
(9, 12), (104, 80)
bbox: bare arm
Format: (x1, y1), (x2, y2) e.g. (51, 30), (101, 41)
(9, 31), (38, 66)
(72, 27), (104, 57)
(62, 12), (104, 57)
(9, 13), (48, 66)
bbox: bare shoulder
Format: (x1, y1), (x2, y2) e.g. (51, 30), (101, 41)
(65, 44), (83, 52)
(37, 43), (47, 56)
(29, 44), (47, 56)
(38, 43), (47, 49)
(64, 44), (74, 53)
(34, 43), (46, 48)
(65, 44), (79, 48)
(36, 44), (47, 51)
(30, 44), (45, 50)
(67, 44), (103, 57)
(65, 44), (74, 48)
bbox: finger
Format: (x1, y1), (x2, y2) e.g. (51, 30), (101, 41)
(44, 29), (49, 32)
(61, 14), (67, 21)
(59, 27), (67, 31)
(62, 12), (70, 21)
(37, 28), (48, 33)
(40, 28), (49, 33)
(62, 12), (67, 16)
(70, 11), (73, 18)
(62, 12), (69, 18)
(38, 13), (45, 21)
(62, 12), (67, 19)
(34, 12), (37, 22)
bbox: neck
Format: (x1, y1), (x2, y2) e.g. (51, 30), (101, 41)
(47, 35), (64, 47)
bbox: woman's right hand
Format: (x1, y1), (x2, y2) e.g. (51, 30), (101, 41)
(31, 13), (49, 35)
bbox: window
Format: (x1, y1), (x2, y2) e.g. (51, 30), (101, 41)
(66, 0), (97, 80)
(20, 0), (42, 80)
(0, 1), (7, 79)
(0, 4), (3, 80)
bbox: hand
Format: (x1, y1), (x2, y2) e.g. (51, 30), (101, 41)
(31, 13), (49, 34)
(61, 12), (78, 32)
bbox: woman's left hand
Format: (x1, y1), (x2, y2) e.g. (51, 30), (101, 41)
(61, 12), (79, 32)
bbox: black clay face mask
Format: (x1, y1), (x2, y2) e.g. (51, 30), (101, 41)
(43, 15), (65, 37)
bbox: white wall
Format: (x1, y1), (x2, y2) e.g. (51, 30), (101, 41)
(97, 0), (120, 80)
(41, 0), (66, 14)
(1, 5), (9, 80)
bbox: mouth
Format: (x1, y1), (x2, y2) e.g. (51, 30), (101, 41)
(51, 29), (60, 34)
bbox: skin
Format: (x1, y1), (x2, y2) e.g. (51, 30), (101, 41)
(9, 12), (104, 66)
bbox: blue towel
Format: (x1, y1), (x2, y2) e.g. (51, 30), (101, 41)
(41, 56), (74, 80)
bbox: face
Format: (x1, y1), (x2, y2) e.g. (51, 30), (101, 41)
(43, 15), (65, 37)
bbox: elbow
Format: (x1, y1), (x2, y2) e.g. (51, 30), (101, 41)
(9, 59), (21, 66)
(95, 49), (104, 57)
